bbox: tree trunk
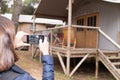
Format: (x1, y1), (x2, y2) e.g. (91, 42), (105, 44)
(12, 0), (22, 33)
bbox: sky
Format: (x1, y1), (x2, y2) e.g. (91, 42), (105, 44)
(7, 0), (38, 8)
(7, 1), (13, 8)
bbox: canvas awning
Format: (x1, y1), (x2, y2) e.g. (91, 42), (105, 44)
(34, 0), (104, 21)
(34, 0), (94, 20)
(34, 0), (69, 21)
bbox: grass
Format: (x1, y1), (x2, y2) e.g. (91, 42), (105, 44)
(15, 50), (116, 80)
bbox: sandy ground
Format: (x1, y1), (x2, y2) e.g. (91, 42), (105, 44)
(15, 50), (115, 80)
(16, 50), (42, 80)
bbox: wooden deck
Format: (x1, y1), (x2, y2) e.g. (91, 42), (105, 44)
(32, 25), (120, 79)
(50, 46), (120, 78)
(51, 46), (97, 57)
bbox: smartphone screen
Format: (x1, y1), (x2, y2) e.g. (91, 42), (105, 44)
(27, 35), (44, 44)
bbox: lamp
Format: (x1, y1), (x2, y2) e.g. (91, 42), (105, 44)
(103, 0), (120, 3)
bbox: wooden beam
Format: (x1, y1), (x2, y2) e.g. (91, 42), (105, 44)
(98, 49), (120, 80)
(35, 14), (67, 21)
(32, 15), (36, 33)
(66, 0), (72, 75)
(50, 30), (53, 55)
(99, 29), (120, 49)
(56, 52), (66, 74)
(31, 15), (36, 57)
(95, 52), (99, 79)
(72, 25), (100, 29)
(70, 53), (90, 77)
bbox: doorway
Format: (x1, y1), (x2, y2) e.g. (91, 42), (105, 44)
(76, 12), (99, 48)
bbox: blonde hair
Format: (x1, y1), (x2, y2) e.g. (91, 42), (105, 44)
(0, 16), (18, 72)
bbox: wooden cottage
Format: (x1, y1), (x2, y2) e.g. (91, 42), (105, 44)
(33, 0), (120, 79)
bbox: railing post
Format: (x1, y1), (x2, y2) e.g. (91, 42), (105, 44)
(31, 15), (36, 57)
(66, 0), (72, 76)
(99, 29), (120, 49)
(50, 30), (53, 55)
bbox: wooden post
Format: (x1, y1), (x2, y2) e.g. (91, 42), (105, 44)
(99, 29), (120, 49)
(66, 0), (72, 75)
(32, 15), (36, 57)
(57, 52), (66, 74)
(50, 30), (53, 55)
(95, 52), (99, 79)
(70, 53), (90, 76)
(32, 15), (36, 33)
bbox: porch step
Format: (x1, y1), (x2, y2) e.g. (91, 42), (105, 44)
(117, 69), (120, 74)
(112, 62), (120, 65)
(103, 51), (119, 57)
(108, 57), (120, 60)
(102, 50), (119, 54)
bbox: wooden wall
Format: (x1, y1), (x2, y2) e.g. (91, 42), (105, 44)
(72, 1), (120, 50)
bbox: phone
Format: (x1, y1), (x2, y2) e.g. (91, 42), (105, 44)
(26, 35), (44, 44)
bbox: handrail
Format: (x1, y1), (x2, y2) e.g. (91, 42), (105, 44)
(99, 29), (120, 49)
(34, 25), (69, 32)
(72, 25), (100, 29)
(98, 49), (120, 80)
(34, 25), (100, 33)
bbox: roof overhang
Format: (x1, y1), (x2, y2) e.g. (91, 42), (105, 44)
(103, 0), (120, 3)
(34, 0), (69, 21)
(34, 0), (120, 21)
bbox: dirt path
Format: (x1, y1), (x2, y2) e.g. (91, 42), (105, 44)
(16, 50), (42, 80)
(15, 50), (115, 80)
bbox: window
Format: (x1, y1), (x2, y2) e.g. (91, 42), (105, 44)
(76, 12), (99, 27)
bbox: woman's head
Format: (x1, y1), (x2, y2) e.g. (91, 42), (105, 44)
(0, 16), (18, 72)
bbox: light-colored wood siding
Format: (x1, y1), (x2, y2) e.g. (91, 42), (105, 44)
(72, 1), (120, 50)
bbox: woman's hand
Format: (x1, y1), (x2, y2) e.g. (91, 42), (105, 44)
(14, 31), (30, 48)
(39, 37), (49, 55)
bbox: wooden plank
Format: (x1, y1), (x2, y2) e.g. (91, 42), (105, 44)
(63, 28), (75, 46)
(50, 30), (53, 54)
(71, 50), (97, 54)
(102, 50), (119, 53)
(70, 54), (95, 58)
(112, 62), (120, 65)
(70, 53), (90, 77)
(95, 53), (99, 79)
(56, 52), (66, 74)
(52, 46), (67, 50)
(99, 29), (120, 49)
(67, 0), (72, 75)
(117, 69), (120, 74)
(35, 25), (68, 32)
(71, 48), (97, 50)
(108, 57), (120, 60)
(98, 49), (120, 80)
(76, 29), (85, 48)
(72, 25), (100, 29)
(86, 29), (98, 48)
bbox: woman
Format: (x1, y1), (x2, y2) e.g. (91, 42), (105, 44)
(0, 16), (54, 80)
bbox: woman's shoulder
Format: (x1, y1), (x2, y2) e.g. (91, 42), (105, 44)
(15, 73), (35, 80)
(11, 65), (27, 74)
(11, 65), (35, 80)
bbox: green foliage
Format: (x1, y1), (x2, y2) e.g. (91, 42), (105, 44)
(0, 0), (38, 14)
(21, 4), (35, 15)
(23, 0), (38, 5)
(0, 0), (8, 13)
(21, 0), (39, 15)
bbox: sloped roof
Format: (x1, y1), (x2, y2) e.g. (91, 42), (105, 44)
(34, 0), (103, 20)
(34, 0), (69, 20)
(1, 13), (63, 25)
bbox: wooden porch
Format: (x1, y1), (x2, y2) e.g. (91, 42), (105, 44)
(32, 0), (120, 79)
(32, 25), (120, 80)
